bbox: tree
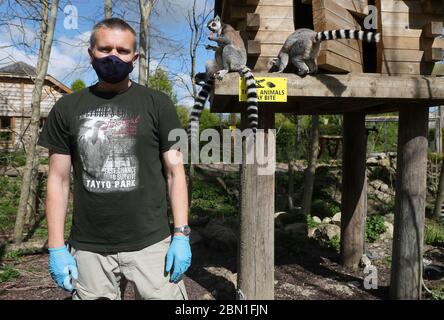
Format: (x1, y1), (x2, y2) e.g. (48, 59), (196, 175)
(14, 0), (60, 244)
(138, 0), (156, 86)
(71, 79), (86, 92)
(148, 68), (177, 103)
(301, 115), (320, 216)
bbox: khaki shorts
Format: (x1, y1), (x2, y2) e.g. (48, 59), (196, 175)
(68, 235), (188, 300)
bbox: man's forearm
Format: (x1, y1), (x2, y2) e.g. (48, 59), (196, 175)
(46, 176), (70, 248)
(166, 165), (189, 234)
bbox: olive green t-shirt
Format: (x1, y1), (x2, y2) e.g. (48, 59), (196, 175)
(37, 81), (183, 253)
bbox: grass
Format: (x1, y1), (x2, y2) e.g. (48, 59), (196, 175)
(424, 220), (444, 247)
(0, 266), (21, 283)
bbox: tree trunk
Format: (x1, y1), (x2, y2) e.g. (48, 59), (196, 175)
(390, 104), (428, 300)
(14, 0), (59, 244)
(105, 0), (112, 18)
(138, 0), (154, 86)
(433, 158), (444, 219)
(301, 115), (320, 216)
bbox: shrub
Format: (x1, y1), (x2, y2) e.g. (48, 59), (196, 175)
(366, 215), (387, 243)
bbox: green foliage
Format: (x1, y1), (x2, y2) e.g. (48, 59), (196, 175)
(0, 176), (21, 233)
(3, 249), (23, 261)
(365, 215), (387, 243)
(199, 108), (220, 131)
(176, 106), (189, 129)
(70, 79), (86, 92)
(148, 68), (177, 104)
(306, 214), (319, 229)
(0, 266), (20, 283)
(431, 286), (444, 300)
(424, 222), (444, 247)
(326, 234), (340, 251)
(191, 178), (237, 218)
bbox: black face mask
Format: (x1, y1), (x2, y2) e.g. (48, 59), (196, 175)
(91, 55), (134, 84)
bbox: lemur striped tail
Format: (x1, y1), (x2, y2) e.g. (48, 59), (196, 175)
(239, 66), (258, 135)
(187, 75), (216, 144)
(315, 29), (380, 43)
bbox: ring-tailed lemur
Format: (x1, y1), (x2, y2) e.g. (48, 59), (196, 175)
(187, 15), (258, 143)
(271, 28), (381, 75)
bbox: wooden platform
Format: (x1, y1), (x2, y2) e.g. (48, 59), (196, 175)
(210, 72), (444, 114)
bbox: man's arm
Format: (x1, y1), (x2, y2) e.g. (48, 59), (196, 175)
(162, 149), (188, 234)
(46, 150), (71, 248)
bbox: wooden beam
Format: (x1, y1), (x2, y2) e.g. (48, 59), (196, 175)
(390, 104), (429, 300)
(424, 47), (443, 62)
(247, 40), (261, 56)
(238, 107), (275, 300)
(423, 21), (444, 38)
(341, 112), (366, 270)
(213, 73), (444, 106)
(246, 12), (260, 30)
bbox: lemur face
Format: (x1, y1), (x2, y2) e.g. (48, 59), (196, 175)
(207, 15), (222, 33)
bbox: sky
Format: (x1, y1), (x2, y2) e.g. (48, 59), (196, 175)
(0, 0), (215, 107)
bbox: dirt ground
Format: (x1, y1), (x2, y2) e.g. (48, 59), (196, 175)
(1, 235), (442, 300)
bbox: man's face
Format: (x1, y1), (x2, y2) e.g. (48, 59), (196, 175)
(88, 27), (138, 63)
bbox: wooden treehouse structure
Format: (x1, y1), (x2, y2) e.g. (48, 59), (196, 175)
(210, 0), (444, 300)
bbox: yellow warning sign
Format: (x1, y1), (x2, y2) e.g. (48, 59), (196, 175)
(239, 77), (287, 102)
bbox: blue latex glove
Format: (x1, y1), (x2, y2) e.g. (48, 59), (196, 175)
(165, 235), (192, 283)
(48, 245), (78, 293)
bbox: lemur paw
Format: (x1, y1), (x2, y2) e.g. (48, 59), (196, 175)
(297, 66), (310, 76)
(214, 70), (228, 81)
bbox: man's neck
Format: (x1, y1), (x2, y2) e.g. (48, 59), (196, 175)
(96, 78), (132, 93)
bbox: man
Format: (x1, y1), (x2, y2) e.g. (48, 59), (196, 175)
(37, 18), (191, 300)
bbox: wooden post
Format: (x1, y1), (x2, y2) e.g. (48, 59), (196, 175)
(341, 112), (366, 269)
(390, 104), (429, 300)
(237, 107), (275, 300)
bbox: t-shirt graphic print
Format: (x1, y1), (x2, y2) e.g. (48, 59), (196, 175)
(78, 104), (140, 193)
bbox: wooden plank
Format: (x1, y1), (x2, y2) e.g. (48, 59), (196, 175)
(237, 17), (294, 32)
(390, 104), (428, 300)
(318, 51), (363, 72)
(231, 5), (294, 19)
(381, 12), (444, 28)
(382, 49), (425, 62)
(381, 0), (424, 13)
(381, 61), (435, 75)
(381, 36), (444, 50)
(341, 112), (366, 270)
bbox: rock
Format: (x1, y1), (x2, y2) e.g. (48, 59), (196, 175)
(380, 183), (389, 192)
(381, 221), (394, 239)
(190, 229), (203, 245)
(317, 224), (341, 241)
(201, 220), (238, 252)
(308, 227), (318, 238)
(332, 212), (341, 224)
(370, 179), (384, 190)
(378, 158), (391, 167)
(284, 223), (307, 235)
(312, 216), (322, 224)
(384, 213), (395, 223)
(200, 293), (215, 300)
(359, 254), (372, 268)
(366, 157), (379, 165)
(204, 267), (237, 286)
(322, 217), (332, 224)
(275, 211), (304, 226)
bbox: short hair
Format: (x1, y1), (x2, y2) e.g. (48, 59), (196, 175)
(90, 18), (138, 51)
